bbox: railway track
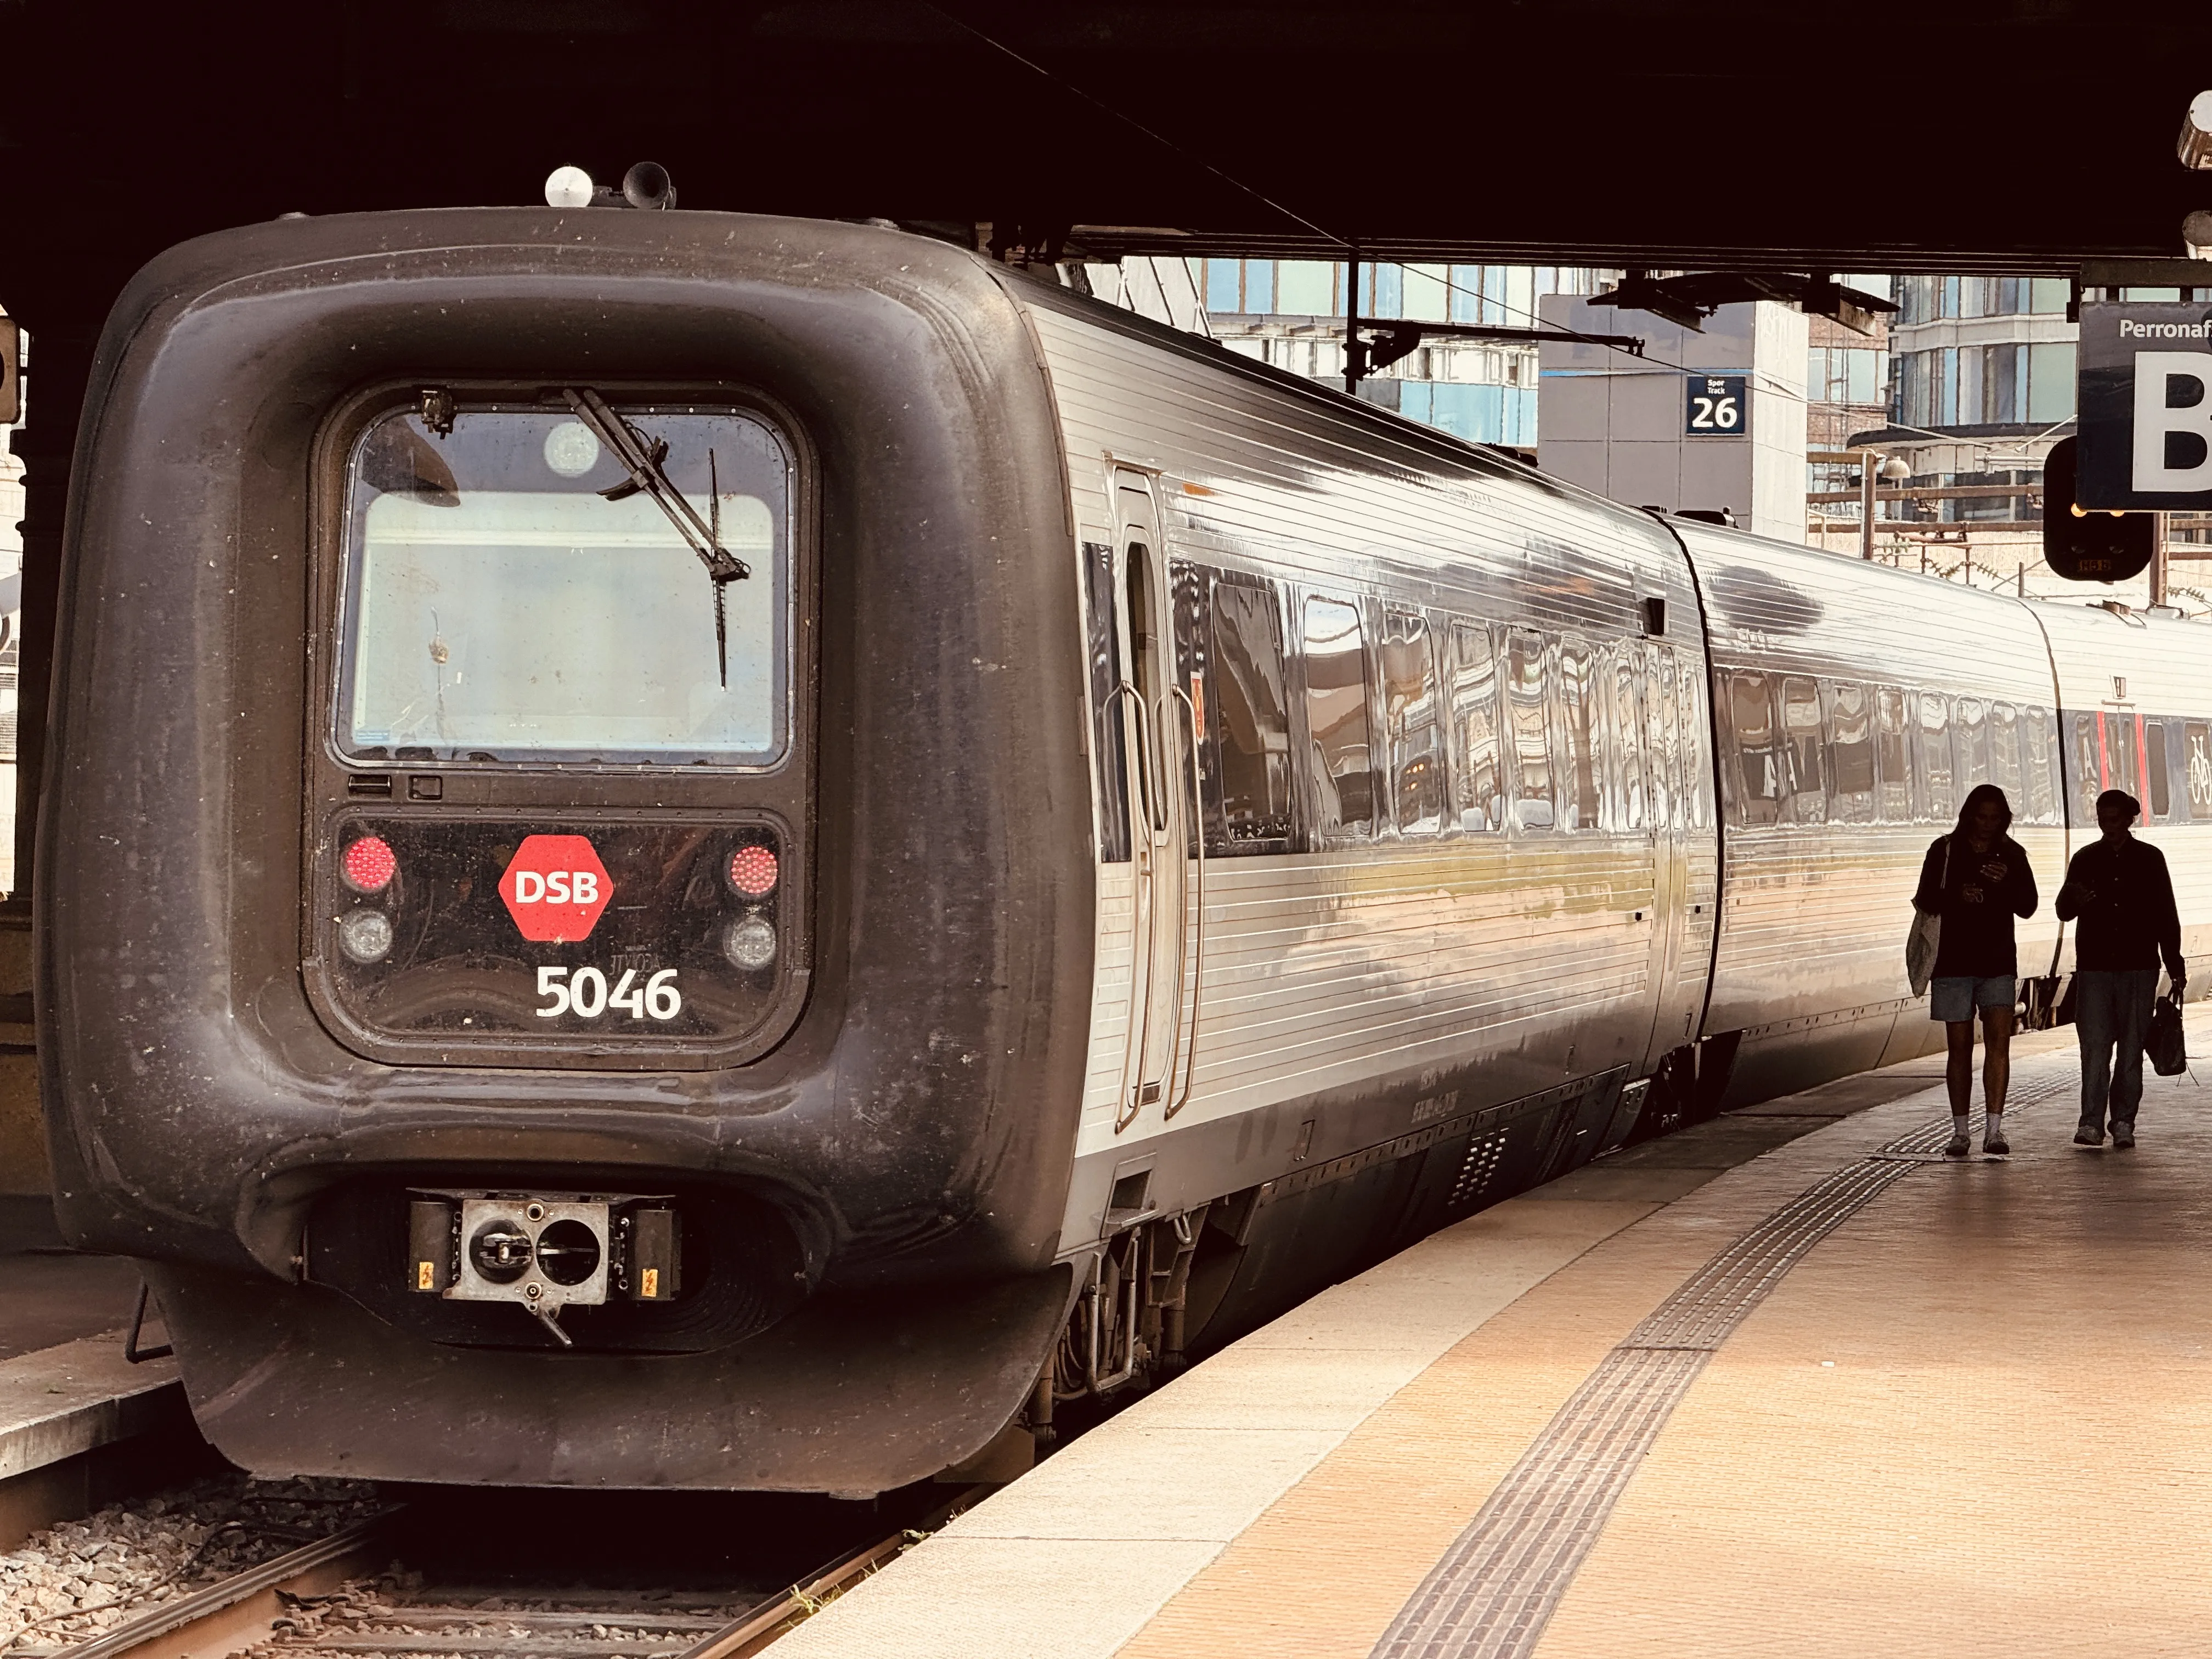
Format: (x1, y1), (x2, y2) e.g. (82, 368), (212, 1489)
(29, 1487), (981, 1659)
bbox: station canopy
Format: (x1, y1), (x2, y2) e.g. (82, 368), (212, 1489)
(3, 0), (2212, 322)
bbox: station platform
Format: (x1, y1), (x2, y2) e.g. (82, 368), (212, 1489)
(781, 1014), (2212, 1658)
(0, 1197), (192, 1549)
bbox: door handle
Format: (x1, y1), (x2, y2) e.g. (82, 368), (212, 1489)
(1161, 682), (1206, 1120)
(1107, 679), (1164, 1132)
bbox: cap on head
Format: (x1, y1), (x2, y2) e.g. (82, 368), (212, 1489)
(2097, 788), (2141, 824)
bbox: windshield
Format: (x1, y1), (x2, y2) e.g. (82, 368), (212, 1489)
(336, 404), (791, 765)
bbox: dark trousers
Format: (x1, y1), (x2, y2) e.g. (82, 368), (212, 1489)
(2075, 968), (2161, 1130)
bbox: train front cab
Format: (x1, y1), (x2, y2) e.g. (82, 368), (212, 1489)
(39, 211), (1098, 1493)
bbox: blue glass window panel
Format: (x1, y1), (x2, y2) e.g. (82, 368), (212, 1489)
(1509, 387), (1537, 447)
(1451, 268), (1482, 323)
(1246, 259), (1276, 314)
(1205, 259), (1242, 314)
(1370, 262), (1402, 319)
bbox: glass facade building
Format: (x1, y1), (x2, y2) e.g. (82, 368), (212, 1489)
(1198, 259), (1611, 450)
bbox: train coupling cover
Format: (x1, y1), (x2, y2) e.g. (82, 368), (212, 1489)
(404, 1190), (681, 1345)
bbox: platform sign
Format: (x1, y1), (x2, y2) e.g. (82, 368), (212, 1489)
(1685, 375), (1746, 437)
(2078, 299), (2212, 507)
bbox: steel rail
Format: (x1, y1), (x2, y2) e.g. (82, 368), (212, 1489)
(56, 1510), (402, 1659)
(673, 1487), (987, 1659)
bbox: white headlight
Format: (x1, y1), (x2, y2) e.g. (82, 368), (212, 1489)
(339, 908), (394, 965)
(544, 166), (595, 208)
(722, 916), (777, 971)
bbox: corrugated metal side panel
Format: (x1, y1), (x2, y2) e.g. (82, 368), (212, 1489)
(2039, 603), (2209, 718)
(1677, 520), (2058, 699)
(1024, 301), (1695, 1163)
(1685, 522), (2062, 1031)
(1080, 866), (1137, 1137)
(2039, 603), (2212, 970)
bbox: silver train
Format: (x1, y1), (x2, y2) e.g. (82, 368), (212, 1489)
(44, 210), (2204, 1494)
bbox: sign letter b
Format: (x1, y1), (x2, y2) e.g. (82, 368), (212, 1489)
(2132, 351), (2212, 492)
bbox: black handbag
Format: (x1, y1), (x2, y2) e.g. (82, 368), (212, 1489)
(2148, 993), (2188, 1078)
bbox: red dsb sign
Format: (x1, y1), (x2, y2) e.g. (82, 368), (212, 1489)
(498, 834), (614, 943)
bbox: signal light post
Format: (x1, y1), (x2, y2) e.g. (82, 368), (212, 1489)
(2041, 435), (2157, 583)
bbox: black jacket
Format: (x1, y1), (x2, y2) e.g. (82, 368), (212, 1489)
(1912, 833), (2038, 978)
(2056, 835), (2185, 978)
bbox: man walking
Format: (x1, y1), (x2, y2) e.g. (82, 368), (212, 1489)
(2056, 788), (2186, 1149)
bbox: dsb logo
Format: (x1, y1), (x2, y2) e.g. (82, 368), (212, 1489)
(499, 834), (615, 943)
(510, 869), (600, 905)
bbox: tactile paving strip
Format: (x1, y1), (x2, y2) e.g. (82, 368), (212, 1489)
(1368, 1074), (2076, 1659)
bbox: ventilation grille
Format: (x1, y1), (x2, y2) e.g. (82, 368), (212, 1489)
(1448, 1128), (1510, 1210)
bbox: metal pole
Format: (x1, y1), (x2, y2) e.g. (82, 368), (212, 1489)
(2152, 511), (2170, 606)
(1859, 449), (1876, 560)
(1343, 249), (1361, 395)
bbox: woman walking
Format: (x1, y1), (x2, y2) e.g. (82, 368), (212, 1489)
(1911, 783), (2039, 1156)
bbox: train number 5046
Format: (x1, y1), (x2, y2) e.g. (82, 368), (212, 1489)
(535, 966), (683, 1020)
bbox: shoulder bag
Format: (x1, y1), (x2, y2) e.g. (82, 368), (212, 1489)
(2149, 989), (2188, 1077)
(1906, 836), (1950, 998)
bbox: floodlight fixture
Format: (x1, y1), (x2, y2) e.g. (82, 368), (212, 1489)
(2180, 92), (2212, 169)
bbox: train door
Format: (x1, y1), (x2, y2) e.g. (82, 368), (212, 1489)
(1641, 640), (1698, 1070)
(1109, 472), (1194, 1131)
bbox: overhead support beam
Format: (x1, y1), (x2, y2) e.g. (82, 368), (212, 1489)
(1346, 319), (1646, 387)
(1590, 271), (1899, 335)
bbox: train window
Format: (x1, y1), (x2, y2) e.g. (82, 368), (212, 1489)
(1612, 648), (1646, 830)
(1680, 663), (1713, 830)
(1506, 630), (1555, 829)
(1955, 697), (1991, 788)
(1207, 577), (1293, 852)
(1084, 543), (1132, 861)
(1303, 595), (1375, 836)
(1726, 672), (1782, 827)
(1381, 610), (1446, 836)
(2146, 719), (2172, 819)
(338, 403), (791, 765)
(1448, 621), (1505, 832)
(2104, 712), (2141, 804)
(1826, 681), (1876, 824)
(1556, 641), (1602, 831)
(1990, 702), (2022, 805)
(1915, 692), (1954, 822)
(1780, 676), (1826, 823)
(2069, 714), (2101, 821)
(1875, 686), (1911, 823)
(2187, 722), (2212, 819)
(1643, 644), (1675, 830)
(2024, 706), (2057, 823)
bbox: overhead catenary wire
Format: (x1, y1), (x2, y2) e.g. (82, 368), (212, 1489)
(923, 3), (1707, 380)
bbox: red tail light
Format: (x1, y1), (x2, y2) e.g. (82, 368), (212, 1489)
(728, 844), (778, 898)
(342, 836), (398, 894)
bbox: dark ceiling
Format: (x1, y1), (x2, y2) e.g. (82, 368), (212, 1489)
(5, 0), (2212, 325)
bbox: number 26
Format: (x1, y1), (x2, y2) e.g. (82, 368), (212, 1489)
(1691, 394), (1740, 430)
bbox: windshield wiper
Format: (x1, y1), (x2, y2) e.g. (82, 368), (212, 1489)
(562, 387), (751, 686)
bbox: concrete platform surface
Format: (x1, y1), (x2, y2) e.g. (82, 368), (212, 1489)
(780, 1018), (2208, 1658)
(0, 1334), (180, 1485)
(0, 1196), (144, 1362)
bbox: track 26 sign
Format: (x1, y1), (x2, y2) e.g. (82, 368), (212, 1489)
(1686, 375), (1746, 436)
